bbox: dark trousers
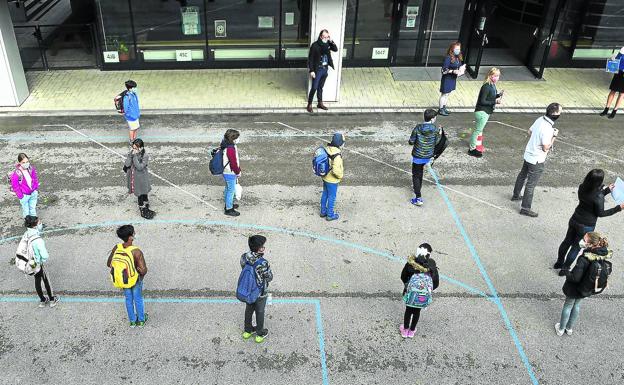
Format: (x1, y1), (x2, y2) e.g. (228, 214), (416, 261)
(557, 218), (595, 269)
(412, 163), (425, 198)
(308, 66), (329, 104)
(404, 306), (421, 331)
(138, 194), (148, 207)
(244, 295), (267, 336)
(34, 265), (54, 302)
(512, 160), (545, 210)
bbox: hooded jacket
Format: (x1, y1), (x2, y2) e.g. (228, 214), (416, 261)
(322, 134), (345, 184)
(240, 251), (273, 297)
(400, 254), (440, 294)
(563, 247), (612, 299)
(11, 164), (39, 199)
(123, 90), (140, 122)
(409, 122), (439, 160)
(24, 227), (48, 264)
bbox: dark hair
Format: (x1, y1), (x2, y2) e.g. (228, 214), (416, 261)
(579, 169), (604, 195)
(125, 80), (137, 90)
(318, 29), (329, 39)
(248, 235), (267, 252)
(224, 129), (240, 145)
(546, 103), (561, 116)
(17, 153), (28, 162)
(418, 243), (433, 254)
(424, 109), (438, 122)
(24, 215), (38, 228)
(132, 138), (144, 149)
(116, 225), (135, 242)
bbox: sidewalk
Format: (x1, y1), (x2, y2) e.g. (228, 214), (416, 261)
(0, 67), (612, 114)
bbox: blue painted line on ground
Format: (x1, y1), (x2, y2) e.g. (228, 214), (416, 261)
(0, 219), (491, 300)
(315, 300), (330, 385)
(428, 165), (539, 385)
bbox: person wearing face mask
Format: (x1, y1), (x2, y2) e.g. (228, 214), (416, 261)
(599, 46), (624, 119)
(555, 231), (612, 337)
(438, 42), (465, 116)
(511, 103), (562, 217)
(122, 80), (141, 145)
(221, 129), (241, 216)
(408, 109), (441, 206)
(555, 169), (623, 276)
(469, 67), (503, 158)
(23, 215), (59, 308)
(10, 153), (40, 218)
(124, 139), (155, 219)
(306, 29), (338, 113)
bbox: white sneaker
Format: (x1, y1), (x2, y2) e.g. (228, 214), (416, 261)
(49, 296), (60, 308)
(38, 300), (48, 308)
(554, 323), (564, 336)
(565, 328), (573, 336)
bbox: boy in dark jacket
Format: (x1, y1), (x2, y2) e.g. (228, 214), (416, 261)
(241, 235), (273, 343)
(408, 109), (441, 206)
(400, 243), (440, 338)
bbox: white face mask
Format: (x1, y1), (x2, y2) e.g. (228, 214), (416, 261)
(21, 162), (30, 169)
(234, 138), (240, 144)
(453, 48), (461, 55)
(430, 117), (436, 124)
(620, 47), (624, 55)
(37, 223), (43, 232)
(579, 239), (587, 249)
(321, 38), (329, 44)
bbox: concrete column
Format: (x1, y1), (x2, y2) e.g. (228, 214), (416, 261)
(0, 1), (29, 107)
(309, 0), (347, 103)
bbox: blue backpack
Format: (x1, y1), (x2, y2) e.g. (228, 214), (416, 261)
(403, 272), (433, 308)
(313, 146), (338, 176)
(236, 259), (264, 304)
(209, 147), (228, 175)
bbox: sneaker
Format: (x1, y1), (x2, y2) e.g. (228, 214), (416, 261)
(319, 212), (327, 218)
(255, 329), (269, 343)
(554, 323), (564, 336)
(242, 331), (255, 340)
(49, 296), (60, 308)
(224, 208), (240, 217)
(599, 108), (609, 116)
(438, 108), (449, 117)
(326, 213), (340, 221)
(38, 300), (48, 308)
(407, 328), (416, 338)
(510, 195), (523, 201)
(608, 110), (617, 119)
(468, 149), (483, 158)
(137, 313), (149, 327)
(399, 325), (408, 338)
(565, 328), (573, 336)
(519, 209), (538, 217)
(129, 321), (137, 328)
(410, 197), (424, 206)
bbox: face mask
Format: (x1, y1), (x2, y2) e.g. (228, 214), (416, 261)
(579, 239), (587, 249)
(430, 117), (436, 124)
(21, 162), (30, 169)
(453, 48), (461, 55)
(547, 114), (560, 122)
(37, 223), (43, 232)
(321, 38), (329, 44)
(234, 138), (240, 144)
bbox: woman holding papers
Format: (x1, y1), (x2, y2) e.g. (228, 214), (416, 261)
(438, 42), (466, 116)
(555, 169), (623, 276)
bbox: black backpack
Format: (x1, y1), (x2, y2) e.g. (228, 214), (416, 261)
(114, 90), (128, 114)
(579, 259), (612, 296)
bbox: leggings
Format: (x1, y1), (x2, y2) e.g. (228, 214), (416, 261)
(439, 93), (450, 109)
(404, 306), (421, 331)
(34, 265), (54, 302)
(138, 194), (148, 207)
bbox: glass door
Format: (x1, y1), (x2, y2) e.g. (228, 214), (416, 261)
(390, 0), (430, 65)
(461, 0), (487, 78)
(526, 0), (566, 78)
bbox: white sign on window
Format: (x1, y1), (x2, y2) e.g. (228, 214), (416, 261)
(285, 12), (295, 26)
(176, 50), (192, 62)
(406, 6), (419, 16)
(406, 16), (416, 28)
(372, 47), (389, 60)
(103, 51), (119, 63)
(215, 20), (227, 38)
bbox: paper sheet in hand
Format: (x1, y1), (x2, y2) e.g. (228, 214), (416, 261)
(612, 177), (624, 204)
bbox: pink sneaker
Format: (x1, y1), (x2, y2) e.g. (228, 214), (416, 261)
(399, 325), (408, 338)
(407, 328), (416, 338)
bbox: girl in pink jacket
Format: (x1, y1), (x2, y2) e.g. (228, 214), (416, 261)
(10, 153), (40, 218)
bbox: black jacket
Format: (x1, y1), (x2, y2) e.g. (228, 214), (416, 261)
(308, 39), (338, 73)
(571, 185), (621, 226)
(562, 247), (612, 299)
(474, 83), (501, 114)
(400, 255), (440, 294)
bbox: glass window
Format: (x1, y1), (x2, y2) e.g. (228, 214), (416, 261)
(421, 0), (463, 66)
(346, 0), (393, 62)
(96, 0), (136, 65)
(281, 0), (311, 61)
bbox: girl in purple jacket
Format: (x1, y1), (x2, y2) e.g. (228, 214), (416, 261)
(10, 153), (39, 218)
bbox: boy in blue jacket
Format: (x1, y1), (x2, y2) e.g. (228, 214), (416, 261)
(123, 80), (141, 145)
(408, 109), (440, 206)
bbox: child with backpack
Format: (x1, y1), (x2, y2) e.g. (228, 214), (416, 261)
(556, 231), (612, 336)
(316, 133), (344, 221)
(21, 215), (59, 308)
(106, 225), (148, 328)
(220, 129), (241, 217)
(121, 80), (140, 145)
(10, 153), (40, 218)
(124, 139), (155, 219)
(408, 109), (441, 206)
(237, 235), (273, 343)
(400, 243), (439, 338)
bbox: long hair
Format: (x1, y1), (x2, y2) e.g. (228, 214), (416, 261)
(579, 169), (604, 195)
(585, 231), (609, 249)
(224, 129), (240, 145)
(446, 42), (463, 63)
(132, 138), (145, 156)
(483, 67), (501, 85)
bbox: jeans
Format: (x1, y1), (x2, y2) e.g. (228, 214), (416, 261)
(559, 296), (582, 330)
(223, 174), (237, 210)
(124, 279), (145, 322)
(404, 306), (422, 331)
(320, 181), (339, 216)
(308, 66), (329, 104)
(19, 190), (38, 218)
(244, 295), (267, 336)
(412, 163), (426, 198)
(470, 111), (490, 150)
(557, 218), (594, 269)
(512, 160), (545, 210)
(34, 265), (54, 302)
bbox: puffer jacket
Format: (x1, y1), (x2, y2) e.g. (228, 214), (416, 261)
(400, 254), (440, 294)
(240, 251), (273, 296)
(563, 247), (612, 299)
(409, 123), (439, 159)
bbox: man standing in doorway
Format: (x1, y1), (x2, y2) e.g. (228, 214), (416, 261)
(307, 29), (338, 113)
(512, 103), (562, 217)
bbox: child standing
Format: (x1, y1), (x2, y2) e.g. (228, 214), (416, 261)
(123, 80), (140, 144)
(23, 215), (59, 308)
(400, 243), (439, 338)
(10, 153), (40, 218)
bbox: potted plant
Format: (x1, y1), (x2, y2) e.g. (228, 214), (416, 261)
(118, 42), (130, 61)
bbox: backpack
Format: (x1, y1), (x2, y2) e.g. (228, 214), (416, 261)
(580, 259), (612, 296)
(433, 128), (448, 160)
(114, 90), (128, 114)
(109, 244), (139, 289)
(15, 233), (41, 276)
(312, 146), (339, 177)
(403, 272), (433, 308)
(208, 147), (229, 175)
(236, 259), (264, 304)
(7, 168), (23, 192)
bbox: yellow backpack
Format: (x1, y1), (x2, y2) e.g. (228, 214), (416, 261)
(109, 244), (139, 289)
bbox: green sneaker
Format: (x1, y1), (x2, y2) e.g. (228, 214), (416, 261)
(255, 329), (268, 343)
(242, 331), (254, 340)
(129, 321), (137, 328)
(137, 313), (149, 327)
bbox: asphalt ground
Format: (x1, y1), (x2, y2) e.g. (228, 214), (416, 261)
(0, 112), (623, 385)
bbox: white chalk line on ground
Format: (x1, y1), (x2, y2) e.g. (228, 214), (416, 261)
(490, 120), (624, 164)
(42, 124), (219, 211)
(275, 121), (507, 212)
